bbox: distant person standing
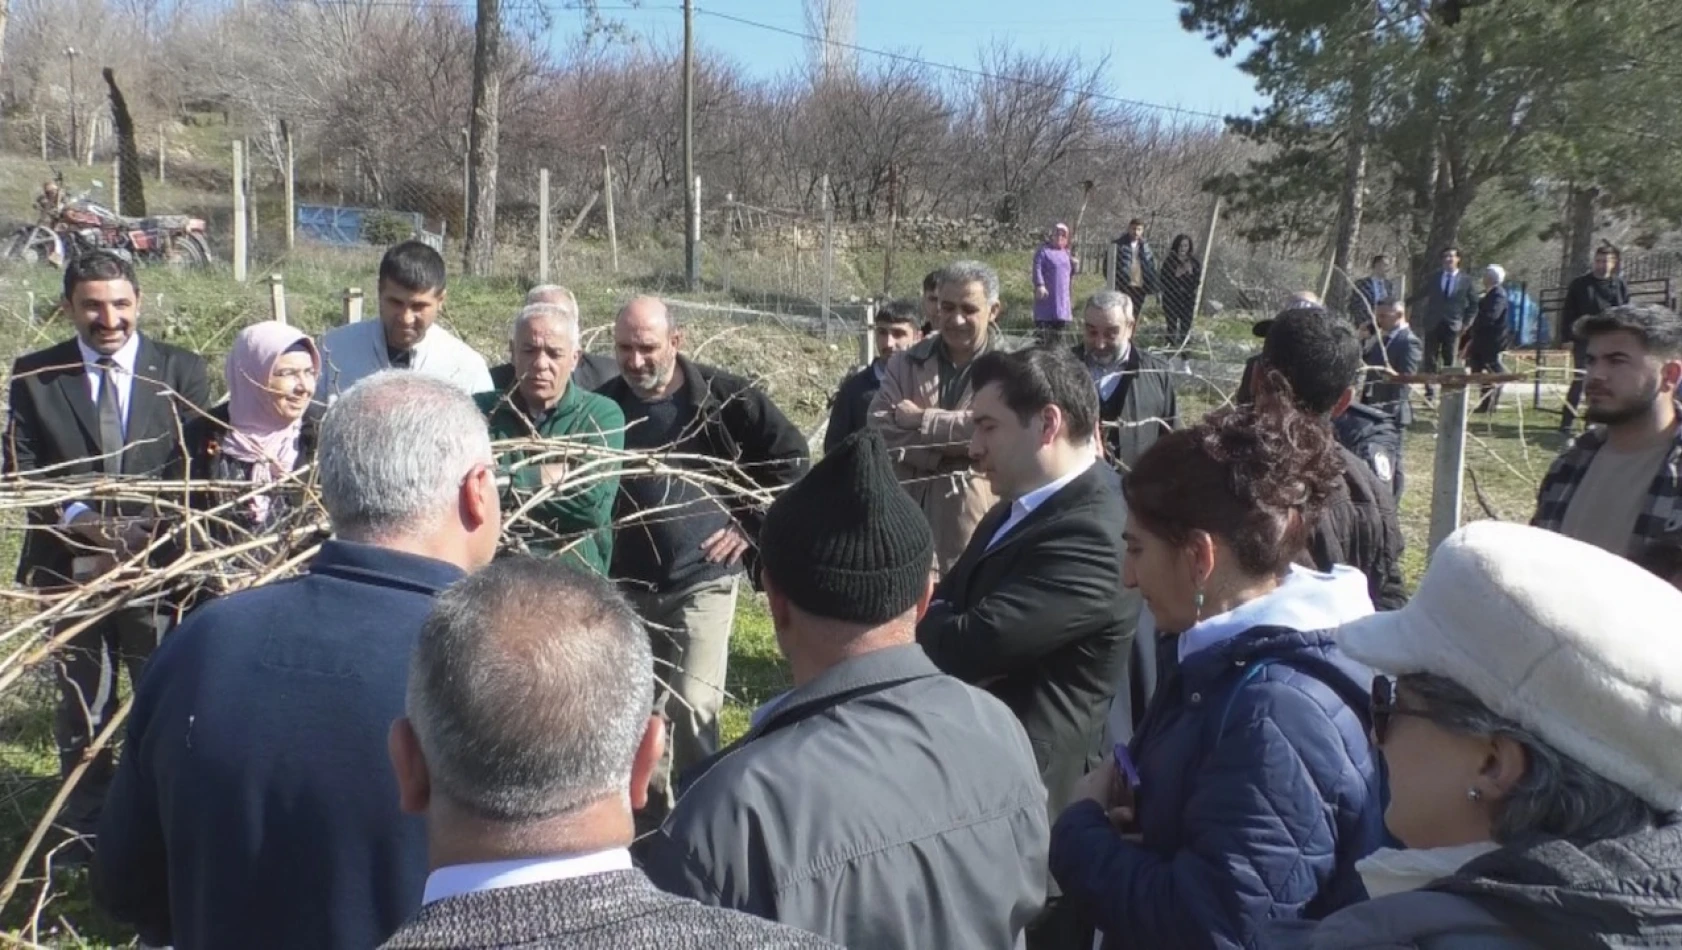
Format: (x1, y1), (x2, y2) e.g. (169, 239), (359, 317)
(1158, 234), (1202, 353)
(1468, 265), (1512, 413)
(318, 242), (493, 399)
(1112, 218), (1157, 318)
(1533, 304), (1682, 563)
(920, 270), (941, 337)
(1032, 223), (1076, 346)
(1360, 300), (1424, 428)
(1347, 255), (1395, 327)
(1411, 246), (1479, 388)
(824, 300), (920, 454)
(1560, 246), (1631, 431)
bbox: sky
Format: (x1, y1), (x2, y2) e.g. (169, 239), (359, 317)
(546, 0), (1266, 124)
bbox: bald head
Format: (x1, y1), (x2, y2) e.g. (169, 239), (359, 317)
(613, 296), (684, 399)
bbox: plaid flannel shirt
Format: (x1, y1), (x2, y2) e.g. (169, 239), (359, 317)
(1531, 418), (1682, 560)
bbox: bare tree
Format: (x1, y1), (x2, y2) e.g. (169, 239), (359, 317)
(464, 0), (502, 275)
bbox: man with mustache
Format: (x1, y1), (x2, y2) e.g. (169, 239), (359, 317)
(3, 251), (208, 855)
(1534, 304), (1682, 562)
(596, 296), (809, 829)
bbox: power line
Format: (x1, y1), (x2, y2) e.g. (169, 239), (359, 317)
(693, 7), (1230, 123)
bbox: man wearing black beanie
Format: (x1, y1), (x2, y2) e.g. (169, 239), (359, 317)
(639, 429), (1050, 950)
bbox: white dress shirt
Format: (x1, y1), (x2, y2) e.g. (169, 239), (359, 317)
(78, 333), (140, 436)
(986, 456), (1096, 550)
(62, 334), (141, 526)
(421, 848), (633, 906)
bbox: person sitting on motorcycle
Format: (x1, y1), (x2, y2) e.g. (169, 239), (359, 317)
(34, 181), (62, 225)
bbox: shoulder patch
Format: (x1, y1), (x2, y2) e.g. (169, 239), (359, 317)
(1371, 451), (1393, 483)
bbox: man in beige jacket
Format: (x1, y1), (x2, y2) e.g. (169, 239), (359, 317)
(870, 260), (1001, 575)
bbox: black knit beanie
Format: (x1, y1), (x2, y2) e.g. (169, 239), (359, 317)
(759, 428), (934, 624)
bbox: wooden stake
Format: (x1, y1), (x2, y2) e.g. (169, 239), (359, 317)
(538, 168), (551, 284)
(232, 141), (248, 283)
(343, 287), (364, 324)
(269, 274), (287, 325)
(602, 147), (619, 274)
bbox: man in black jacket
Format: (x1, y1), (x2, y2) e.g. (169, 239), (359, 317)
(1074, 290), (1177, 473)
(597, 297), (810, 827)
(1560, 246), (1631, 431)
(3, 252), (209, 841)
(916, 346), (1130, 950)
(1411, 246), (1481, 389)
(822, 300), (919, 454)
(1256, 308), (1408, 610)
(1347, 255), (1395, 328)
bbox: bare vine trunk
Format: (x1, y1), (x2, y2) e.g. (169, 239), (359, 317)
(464, 0), (502, 277)
(104, 69), (146, 217)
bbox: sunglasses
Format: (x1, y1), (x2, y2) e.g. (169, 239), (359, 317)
(1369, 675), (1430, 745)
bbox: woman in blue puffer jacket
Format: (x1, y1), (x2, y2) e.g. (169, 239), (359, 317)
(1050, 401), (1386, 950)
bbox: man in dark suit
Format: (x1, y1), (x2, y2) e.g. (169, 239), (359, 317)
(1073, 290), (1177, 473)
(916, 346), (1130, 950)
(1347, 254), (1394, 327)
(1411, 246), (1480, 388)
(1361, 299), (1425, 427)
(382, 557), (832, 950)
(3, 251), (208, 840)
(525, 284), (618, 391)
(823, 299), (920, 454)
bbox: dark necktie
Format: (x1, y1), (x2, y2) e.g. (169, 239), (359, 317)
(96, 357), (124, 475)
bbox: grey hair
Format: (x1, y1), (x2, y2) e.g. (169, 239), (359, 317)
(1485, 264), (1506, 285)
(1084, 290), (1136, 324)
(525, 285), (580, 319)
(937, 260), (1001, 305)
(1401, 673), (1663, 843)
(316, 371), (492, 541)
(407, 557), (654, 822)
(510, 302), (581, 349)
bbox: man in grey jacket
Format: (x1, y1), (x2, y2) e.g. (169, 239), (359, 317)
(639, 429), (1050, 949)
(382, 558), (832, 950)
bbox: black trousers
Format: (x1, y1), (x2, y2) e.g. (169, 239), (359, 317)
(1422, 322), (1461, 374)
(1467, 348), (1506, 411)
(1121, 286), (1148, 318)
(1562, 340), (1590, 426)
(54, 604), (167, 832)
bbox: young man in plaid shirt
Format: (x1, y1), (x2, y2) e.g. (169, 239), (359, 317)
(1533, 304), (1682, 562)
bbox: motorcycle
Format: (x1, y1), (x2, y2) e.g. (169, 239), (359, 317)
(6, 177), (213, 268)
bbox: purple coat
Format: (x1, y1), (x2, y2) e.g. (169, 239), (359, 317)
(1033, 245), (1074, 323)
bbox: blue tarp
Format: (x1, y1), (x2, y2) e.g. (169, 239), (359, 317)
(1506, 286), (1543, 347)
(296, 204), (431, 247)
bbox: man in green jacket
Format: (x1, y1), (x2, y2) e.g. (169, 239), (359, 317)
(477, 301), (624, 574)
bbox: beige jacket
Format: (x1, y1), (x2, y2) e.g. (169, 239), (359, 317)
(867, 337), (997, 574)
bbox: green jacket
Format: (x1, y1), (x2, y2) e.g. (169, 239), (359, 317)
(476, 380), (625, 574)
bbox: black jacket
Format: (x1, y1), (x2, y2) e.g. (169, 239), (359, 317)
(1334, 403), (1404, 500)
(917, 463), (1132, 822)
(1561, 273), (1630, 345)
(823, 363), (882, 455)
(597, 355), (810, 557)
(3, 336), (210, 587)
(1470, 286), (1511, 356)
(1310, 444), (1407, 611)
(1411, 271), (1480, 335)
(1362, 326), (1424, 427)
(1347, 276), (1395, 322)
(1074, 344), (1178, 473)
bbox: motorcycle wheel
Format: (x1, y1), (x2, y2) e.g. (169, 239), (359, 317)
(4, 227), (62, 266)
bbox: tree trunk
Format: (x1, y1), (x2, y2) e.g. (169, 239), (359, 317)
(464, 0), (502, 277)
(104, 69), (146, 217)
(1566, 184), (1599, 278)
(1329, 3), (1376, 318)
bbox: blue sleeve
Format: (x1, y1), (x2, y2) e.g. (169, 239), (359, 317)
(92, 636), (179, 944)
(1050, 693), (1358, 950)
(1033, 247), (1050, 291)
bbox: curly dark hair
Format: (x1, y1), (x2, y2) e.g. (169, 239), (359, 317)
(1123, 402), (1344, 577)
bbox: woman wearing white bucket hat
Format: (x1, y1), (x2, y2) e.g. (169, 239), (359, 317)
(1269, 520), (1682, 948)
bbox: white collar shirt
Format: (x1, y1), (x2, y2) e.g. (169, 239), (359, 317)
(421, 848), (634, 906)
(77, 333), (141, 433)
(987, 456), (1096, 550)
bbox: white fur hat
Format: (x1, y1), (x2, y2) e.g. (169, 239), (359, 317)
(1338, 520), (1682, 811)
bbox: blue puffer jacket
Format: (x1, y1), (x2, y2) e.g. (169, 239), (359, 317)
(1051, 567), (1385, 950)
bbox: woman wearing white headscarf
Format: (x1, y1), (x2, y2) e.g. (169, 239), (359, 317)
(1268, 521), (1682, 948)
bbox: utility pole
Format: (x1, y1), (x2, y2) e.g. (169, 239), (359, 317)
(64, 47), (79, 163)
(682, 0), (698, 291)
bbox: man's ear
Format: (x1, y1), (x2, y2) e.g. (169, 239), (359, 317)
(389, 718), (432, 815)
(1331, 387), (1355, 419)
(629, 716), (665, 812)
(461, 463), (498, 534)
(670, 329), (685, 352)
(1660, 358), (1682, 394)
(437, 288), (449, 308)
